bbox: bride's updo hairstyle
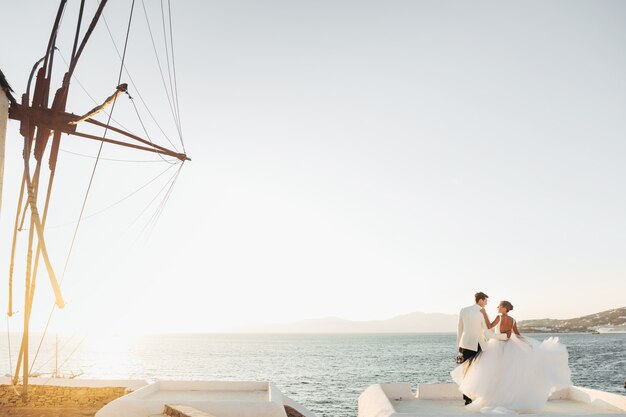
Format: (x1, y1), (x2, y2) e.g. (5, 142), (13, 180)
(500, 301), (514, 312)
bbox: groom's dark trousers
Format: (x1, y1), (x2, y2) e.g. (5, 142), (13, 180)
(460, 344), (482, 405)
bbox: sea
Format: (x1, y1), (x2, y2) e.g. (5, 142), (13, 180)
(1, 332), (625, 417)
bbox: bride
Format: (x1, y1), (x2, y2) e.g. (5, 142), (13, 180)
(451, 300), (572, 414)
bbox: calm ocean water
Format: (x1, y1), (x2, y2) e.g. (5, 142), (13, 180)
(1, 332), (624, 417)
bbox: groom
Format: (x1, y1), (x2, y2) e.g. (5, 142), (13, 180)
(457, 291), (489, 405)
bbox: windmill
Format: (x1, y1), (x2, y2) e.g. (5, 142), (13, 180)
(1, 0), (189, 400)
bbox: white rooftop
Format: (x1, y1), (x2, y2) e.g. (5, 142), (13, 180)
(96, 380), (315, 417)
(143, 389), (268, 402)
(358, 383), (626, 417)
(392, 399), (620, 416)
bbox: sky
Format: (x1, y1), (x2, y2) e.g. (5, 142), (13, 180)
(1, 0), (625, 334)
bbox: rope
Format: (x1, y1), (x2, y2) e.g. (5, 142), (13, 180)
(102, 9), (179, 153)
(7, 172), (26, 317)
(131, 164), (181, 241)
(26, 161), (61, 377)
(140, 162), (183, 239)
(18, 163), (43, 231)
(6, 316), (13, 379)
(64, 0), (135, 290)
(31, 333), (76, 376)
(29, 0), (137, 373)
(68, 83), (128, 125)
(39, 335), (87, 386)
(26, 161), (181, 231)
(25, 57), (46, 100)
(42, 0), (67, 77)
(57, 48), (135, 135)
(128, 92), (176, 164)
(160, 0), (181, 138)
(67, 0), (109, 78)
(85, 162), (180, 218)
(60, 148), (176, 163)
(57, 335), (87, 376)
(19, 158), (52, 378)
(141, 0), (181, 147)
(167, 0), (185, 152)
(18, 202), (37, 381)
(14, 125), (64, 385)
(70, 0), (86, 62)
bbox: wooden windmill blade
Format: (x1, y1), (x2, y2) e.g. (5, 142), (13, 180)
(8, 90), (190, 162)
(4, 0), (188, 399)
(0, 70), (15, 217)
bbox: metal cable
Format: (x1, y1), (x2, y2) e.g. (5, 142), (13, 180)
(6, 316), (13, 379)
(143, 162), (183, 239)
(128, 94), (176, 164)
(102, 7), (179, 153)
(57, 48), (134, 134)
(60, 148), (176, 163)
(141, 0), (181, 145)
(30, 0), (137, 372)
(132, 164), (181, 242)
(167, 0), (185, 152)
(160, 0), (181, 138)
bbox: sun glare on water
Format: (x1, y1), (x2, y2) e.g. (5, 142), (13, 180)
(78, 332), (138, 378)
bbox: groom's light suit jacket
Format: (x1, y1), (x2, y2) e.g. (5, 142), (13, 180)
(457, 304), (488, 352)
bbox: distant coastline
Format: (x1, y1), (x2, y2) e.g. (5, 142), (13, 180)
(518, 307), (626, 334)
(237, 312), (458, 333)
(233, 307), (626, 334)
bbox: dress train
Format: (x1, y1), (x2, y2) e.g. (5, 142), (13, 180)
(451, 321), (572, 414)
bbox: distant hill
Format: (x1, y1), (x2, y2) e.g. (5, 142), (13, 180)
(234, 307), (626, 334)
(518, 307), (626, 333)
(241, 312), (459, 333)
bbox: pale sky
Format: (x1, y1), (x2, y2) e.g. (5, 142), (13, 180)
(1, 0), (625, 334)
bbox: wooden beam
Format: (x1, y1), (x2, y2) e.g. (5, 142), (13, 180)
(8, 104), (189, 161)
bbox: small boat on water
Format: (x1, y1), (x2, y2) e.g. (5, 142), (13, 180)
(595, 326), (626, 334)
(359, 383), (626, 417)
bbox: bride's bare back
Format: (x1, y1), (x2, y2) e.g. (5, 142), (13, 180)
(481, 301), (521, 338)
(499, 315), (520, 337)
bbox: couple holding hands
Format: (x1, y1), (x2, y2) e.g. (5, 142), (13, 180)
(452, 292), (572, 414)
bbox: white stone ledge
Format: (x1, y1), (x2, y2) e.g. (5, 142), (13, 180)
(358, 384), (399, 417)
(417, 383), (461, 400)
(96, 380), (289, 417)
(568, 386), (626, 413)
(0, 377), (148, 390)
(358, 383), (626, 417)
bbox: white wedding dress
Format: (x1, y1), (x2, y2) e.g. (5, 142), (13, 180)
(451, 318), (572, 414)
